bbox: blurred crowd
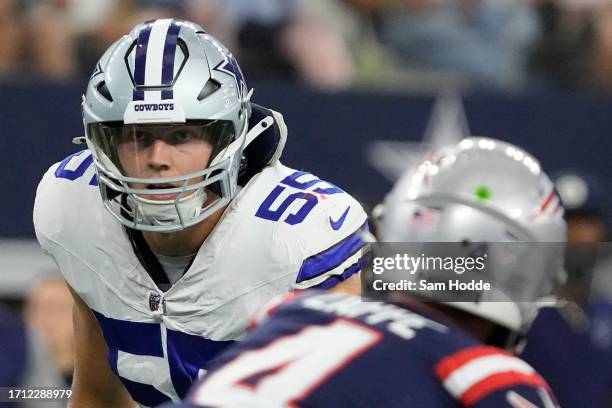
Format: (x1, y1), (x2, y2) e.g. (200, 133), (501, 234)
(0, 276), (73, 405)
(2, 0), (612, 92)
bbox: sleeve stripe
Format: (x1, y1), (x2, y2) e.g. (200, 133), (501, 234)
(435, 346), (509, 380)
(311, 254), (370, 289)
(295, 249), (363, 289)
(461, 372), (548, 406)
(295, 222), (368, 284)
(441, 354), (535, 393)
(434, 350), (548, 406)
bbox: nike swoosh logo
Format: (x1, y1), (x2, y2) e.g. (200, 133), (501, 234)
(329, 206), (350, 231)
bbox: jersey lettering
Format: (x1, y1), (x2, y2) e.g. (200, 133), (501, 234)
(191, 319), (381, 406)
(255, 171), (343, 225)
(54, 150), (98, 186)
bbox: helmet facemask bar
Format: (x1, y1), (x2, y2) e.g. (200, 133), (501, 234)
(87, 119), (246, 232)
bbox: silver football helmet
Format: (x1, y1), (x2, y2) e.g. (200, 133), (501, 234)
(82, 19), (251, 232)
(378, 137), (567, 335)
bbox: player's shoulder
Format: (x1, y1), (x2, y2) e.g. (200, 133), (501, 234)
(34, 149), (101, 246)
(240, 162), (369, 289)
(251, 291), (455, 345)
(398, 305), (558, 406)
(268, 162), (368, 256)
(247, 161), (366, 220)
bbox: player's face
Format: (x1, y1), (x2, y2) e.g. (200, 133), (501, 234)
(116, 124), (213, 201)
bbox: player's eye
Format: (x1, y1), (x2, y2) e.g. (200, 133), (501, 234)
(134, 130), (154, 145)
(167, 130), (195, 145)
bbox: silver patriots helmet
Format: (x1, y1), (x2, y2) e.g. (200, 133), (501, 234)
(378, 137), (567, 336)
(82, 19), (251, 232)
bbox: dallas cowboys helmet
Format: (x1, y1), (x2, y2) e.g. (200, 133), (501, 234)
(82, 19), (251, 232)
(378, 137), (567, 338)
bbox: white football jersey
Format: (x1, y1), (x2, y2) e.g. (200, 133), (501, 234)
(33, 150), (368, 407)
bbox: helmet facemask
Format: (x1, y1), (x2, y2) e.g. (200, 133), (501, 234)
(87, 118), (247, 232)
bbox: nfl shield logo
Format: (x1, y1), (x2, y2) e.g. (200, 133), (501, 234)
(149, 292), (162, 312)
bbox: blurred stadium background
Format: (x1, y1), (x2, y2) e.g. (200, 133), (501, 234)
(2, 0), (612, 396)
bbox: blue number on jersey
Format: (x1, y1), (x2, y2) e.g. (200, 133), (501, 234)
(54, 150), (98, 186)
(92, 310), (235, 407)
(255, 171), (343, 225)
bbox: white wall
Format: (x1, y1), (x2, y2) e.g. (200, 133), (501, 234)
(0, 239), (59, 297)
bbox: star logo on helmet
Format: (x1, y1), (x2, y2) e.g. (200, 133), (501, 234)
(213, 52), (247, 99)
(90, 62), (103, 80)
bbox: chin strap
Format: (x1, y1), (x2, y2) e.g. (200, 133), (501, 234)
(245, 115), (274, 147)
(268, 109), (288, 164)
(243, 107), (287, 164)
(238, 103), (288, 186)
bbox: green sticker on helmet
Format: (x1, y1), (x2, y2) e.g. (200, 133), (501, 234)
(475, 186), (492, 201)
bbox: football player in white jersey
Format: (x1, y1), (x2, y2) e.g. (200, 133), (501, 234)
(33, 19), (367, 407)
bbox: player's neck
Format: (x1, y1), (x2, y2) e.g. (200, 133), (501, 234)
(426, 303), (498, 344)
(142, 204), (227, 257)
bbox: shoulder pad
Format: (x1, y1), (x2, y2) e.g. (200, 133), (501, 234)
(240, 163), (370, 290)
(34, 150), (99, 248)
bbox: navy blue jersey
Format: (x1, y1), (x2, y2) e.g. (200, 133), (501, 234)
(168, 291), (557, 408)
(522, 302), (612, 407)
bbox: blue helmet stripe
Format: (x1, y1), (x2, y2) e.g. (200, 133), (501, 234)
(133, 22), (153, 101)
(161, 21), (181, 100)
(161, 89), (173, 100)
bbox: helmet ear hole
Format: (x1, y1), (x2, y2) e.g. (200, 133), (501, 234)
(96, 81), (113, 102)
(197, 79), (221, 101)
